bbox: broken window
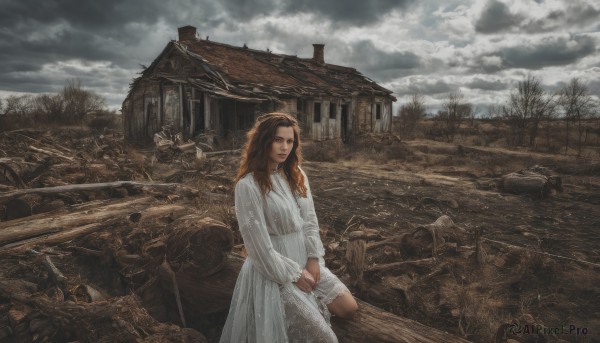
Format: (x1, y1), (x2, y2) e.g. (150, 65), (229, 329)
(329, 103), (336, 119)
(376, 103), (382, 120)
(314, 102), (321, 123)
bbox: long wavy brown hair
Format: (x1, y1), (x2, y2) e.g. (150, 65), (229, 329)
(234, 112), (307, 197)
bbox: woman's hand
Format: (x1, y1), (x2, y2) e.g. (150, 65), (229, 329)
(294, 269), (316, 293)
(305, 258), (320, 284)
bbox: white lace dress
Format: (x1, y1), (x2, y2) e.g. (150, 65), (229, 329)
(219, 169), (350, 343)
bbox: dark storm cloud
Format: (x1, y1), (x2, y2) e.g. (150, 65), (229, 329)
(474, 0), (522, 34)
(474, 0), (600, 34)
(220, 0), (280, 20)
(283, 0), (414, 25)
(0, 0), (224, 95)
(419, 80), (453, 95)
(523, 2), (600, 33)
(501, 35), (596, 69)
(0, 0), (225, 62)
(400, 79), (452, 95)
(587, 79), (600, 98)
(466, 77), (508, 91)
(0, 0), (157, 30)
(344, 40), (422, 82)
(218, 0), (416, 25)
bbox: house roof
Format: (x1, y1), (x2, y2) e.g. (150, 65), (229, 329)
(127, 36), (396, 104)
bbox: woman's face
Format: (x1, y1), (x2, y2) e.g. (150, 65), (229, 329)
(268, 126), (295, 169)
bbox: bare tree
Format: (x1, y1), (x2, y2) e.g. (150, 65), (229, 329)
(438, 90), (471, 142)
(34, 93), (65, 123)
(3, 95), (35, 116)
(541, 99), (558, 151)
(468, 106), (480, 127)
(482, 105), (501, 120)
(397, 92), (426, 137)
(559, 78), (596, 155)
(502, 75), (553, 147)
(62, 79), (105, 126)
(0, 95), (37, 130)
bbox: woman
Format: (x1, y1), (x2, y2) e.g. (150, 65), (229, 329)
(220, 113), (357, 343)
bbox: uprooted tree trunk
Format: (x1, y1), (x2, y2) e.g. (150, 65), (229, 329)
(139, 216), (240, 323)
(136, 215), (470, 342)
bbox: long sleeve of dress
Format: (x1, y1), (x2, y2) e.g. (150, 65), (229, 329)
(235, 176), (303, 285)
(300, 169), (326, 259)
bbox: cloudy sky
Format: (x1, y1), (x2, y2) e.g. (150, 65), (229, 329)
(1, 0), (599, 114)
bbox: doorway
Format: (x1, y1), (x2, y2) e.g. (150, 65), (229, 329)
(341, 104), (348, 142)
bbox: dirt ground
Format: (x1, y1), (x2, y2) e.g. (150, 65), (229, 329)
(301, 142), (600, 342)
(1, 127), (599, 342)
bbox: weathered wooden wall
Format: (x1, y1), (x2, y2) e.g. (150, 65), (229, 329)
(124, 80), (163, 142)
(370, 97), (393, 134)
(277, 98), (297, 114)
(355, 97), (372, 134)
(125, 88), (392, 143)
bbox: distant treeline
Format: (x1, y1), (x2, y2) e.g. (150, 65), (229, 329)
(0, 79), (118, 131)
(396, 76), (600, 155)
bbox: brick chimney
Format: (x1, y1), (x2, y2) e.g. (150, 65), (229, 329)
(312, 44), (325, 64)
(178, 25), (197, 42)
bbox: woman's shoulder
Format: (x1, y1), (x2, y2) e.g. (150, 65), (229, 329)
(237, 172), (255, 183)
(236, 173), (258, 190)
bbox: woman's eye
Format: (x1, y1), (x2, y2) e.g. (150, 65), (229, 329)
(287, 140), (294, 145)
(274, 138), (283, 143)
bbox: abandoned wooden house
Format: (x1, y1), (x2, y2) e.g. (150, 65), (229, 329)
(122, 25), (396, 143)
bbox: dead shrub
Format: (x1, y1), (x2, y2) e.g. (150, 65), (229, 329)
(302, 139), (343, 162)
(382, 143), (415, 161)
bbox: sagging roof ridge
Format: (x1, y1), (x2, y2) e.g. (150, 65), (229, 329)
(179, 38), (359, 73)
(124, 37), (396, 107)
(177, 40), (395, 99)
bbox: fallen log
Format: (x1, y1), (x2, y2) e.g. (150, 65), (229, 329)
(498, 172), (551, 197)
(203, 149), (240, 157)
(367, 234), (403, 250)
(365, 258), (435, 273)
(28, 145), (75, 162)
(0, 181), (200, 205)
(0, 196), (189, 248)
(1, 203), (189, 252)
(332, 299), (471, 343)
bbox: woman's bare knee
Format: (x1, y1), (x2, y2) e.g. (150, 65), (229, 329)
(328, 293), (358, 319)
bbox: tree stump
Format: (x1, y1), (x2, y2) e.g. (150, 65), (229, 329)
(346, 229), (367, 291)
(498, 172), (551, 197)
